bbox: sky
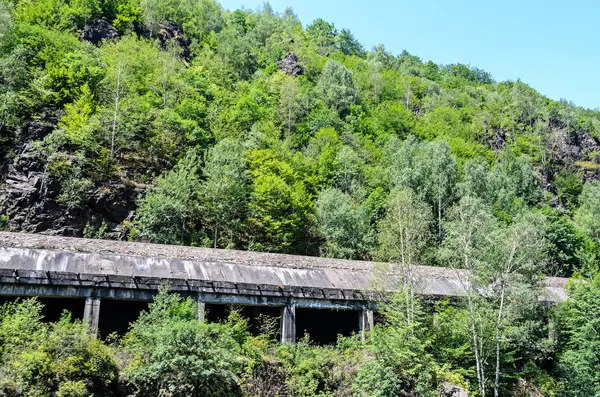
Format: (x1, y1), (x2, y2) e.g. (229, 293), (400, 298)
(218, 0), (600, 110)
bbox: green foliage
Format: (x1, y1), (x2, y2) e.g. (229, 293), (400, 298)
(574, 181), (600, 243)
(4, 2), (600, 393)
(317, 60), (359, 115)
(554, 168), (584, 211)
(555, 277), (600, 396)
(316, 187), (373, 259)
(354, 291), (439, 397)
(0, 299), (118, 396)
(135, 150), (203, 245)
(121, 288), (243, 396)
(0, 214), (7, 230)
(201, 138), (249, 248)
(377, 187), (432, 263)
(247, 148), (313, 253)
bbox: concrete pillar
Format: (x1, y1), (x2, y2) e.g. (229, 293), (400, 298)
(280, 303), (296, 344)
(83, 297), (101, 336)
(359, 309), (374, 341)
(197, 298), (206, 322)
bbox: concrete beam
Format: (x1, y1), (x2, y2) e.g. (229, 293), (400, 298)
(0, 284), (369, 310)
(281, 303), (296, 344)
(83, 297), (101, 336)
(359, 309), (374, 341)
(197, 298), (206, 322)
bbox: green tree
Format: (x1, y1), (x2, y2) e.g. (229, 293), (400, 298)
(353, 291), (438, 396)
(316, 187), (372, 259)
(574, 181), (600, 244)
(247, 148), (313, 253)
(306, 18), (336, 49)
(201, 138), (249, 248)
(317, 60), (359, 114)
(377, 188), (432, 327)
(556, 276), (600, 396)
(335, 28), (363, 56)
(135, 150), (203, 245)
(276, 74), (303, 135)
(442, 196), (497, 396)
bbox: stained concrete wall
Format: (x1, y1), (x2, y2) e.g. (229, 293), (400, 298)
(0, 232), (568, 304)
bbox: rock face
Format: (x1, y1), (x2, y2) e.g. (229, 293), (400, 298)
(79, 19), (119, 45)
(440, 382), (468, 397)
(277, 52), (304, 76)
(157, 21), (191, 60)
(0, 123), (140, 238)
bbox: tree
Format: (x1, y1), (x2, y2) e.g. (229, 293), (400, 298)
(556, 276), (600, 396)
(306, 18), (336, 49)
(276, 74), (302, 135)
(443, 198), (547, 396)
(335, 28), (363, 56)
(316, 187), (372, 259)
(387, 136), (456, 236)
(201, 138), (249, 248)
(0, 1), (13, 40)
(135, 150), (203, 245)
(420, 140), (457, 237)
(247, 148), (313, 253)
(442, 196), (497, 397)
(99, 35), (163, 160)
(317, 60), (359, 114)
(574, 181), (600, 244)
(353, 291), (438, 396)
(334, 145), (363, 194)
(377, 188), (432, 328)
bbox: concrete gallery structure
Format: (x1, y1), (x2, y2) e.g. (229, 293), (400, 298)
(0, 232), (568, 343)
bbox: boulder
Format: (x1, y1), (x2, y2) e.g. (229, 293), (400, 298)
(440, 381), (468, 397)
(277, 52), (304, 76)
(79, 19), (119, 45)
(158, 21), (191, 60)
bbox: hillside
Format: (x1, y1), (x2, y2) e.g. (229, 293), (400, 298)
(2, 1), (600, 395)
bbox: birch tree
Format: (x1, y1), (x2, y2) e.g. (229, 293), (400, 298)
(487, 213), (546, 397)
(443, 196), (497, 397)
(377, 188), (432, 328)
(277, 75), (302, 135)
(444, 200), (546, 396)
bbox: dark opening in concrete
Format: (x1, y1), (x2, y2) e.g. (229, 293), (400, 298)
(0, 296), (85, 322)
(39, 297), (85, 322)
(296, 308), (359, 345)
(241, 306), (281, 337)
(205, 304), (281, 337)
(205, 303), (229, 323)
(98, 299), (149, 338)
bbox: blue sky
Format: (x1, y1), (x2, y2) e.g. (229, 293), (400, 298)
(218, 0), (600, 110)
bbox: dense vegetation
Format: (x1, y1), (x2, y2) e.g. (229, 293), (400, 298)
(2, 0), (600, 395)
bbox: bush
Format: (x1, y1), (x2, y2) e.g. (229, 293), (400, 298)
(0, 299), (118, 397)
(120, 288), (244, 397)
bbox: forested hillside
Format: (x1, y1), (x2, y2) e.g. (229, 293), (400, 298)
(2, 0), (600, 396)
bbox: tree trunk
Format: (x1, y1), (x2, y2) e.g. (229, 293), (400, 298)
(494, 285), (506, 397)
(111, 62), (122, 160)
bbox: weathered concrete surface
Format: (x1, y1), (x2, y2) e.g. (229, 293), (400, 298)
(0, 232), (568, 305)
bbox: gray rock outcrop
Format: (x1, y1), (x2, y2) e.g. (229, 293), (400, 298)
(440, 381), (468, 397)
(157, 21), (191, 60)
(277, 52), (304, 76)
(79, 18), (119, 45)
(0, 122), (140, 238)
